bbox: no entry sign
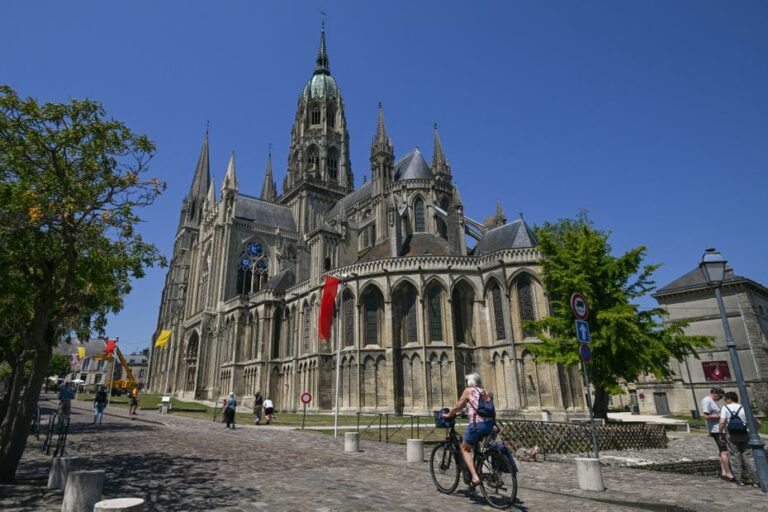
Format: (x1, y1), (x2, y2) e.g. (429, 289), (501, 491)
(579, 342), (592, 363)
(570, 293), (589, 320)
(300, 391), (312, 405)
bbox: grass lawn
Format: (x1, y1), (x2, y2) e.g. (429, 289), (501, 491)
(668, 414), (768, 435)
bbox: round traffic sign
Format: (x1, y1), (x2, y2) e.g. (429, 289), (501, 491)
(570, 293), (590, 320)
(579, 342), (591, 363)
(300, 391), (312, 405)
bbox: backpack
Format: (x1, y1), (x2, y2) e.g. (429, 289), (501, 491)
(487, 442), (518, 474)
(726, 406), (747, 433)
(472, 387), (496, 419)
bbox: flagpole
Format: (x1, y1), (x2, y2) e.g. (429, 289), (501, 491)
(333, 281), (345, 439)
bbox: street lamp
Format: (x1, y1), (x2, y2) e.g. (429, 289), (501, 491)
(700, 248), (768, 492)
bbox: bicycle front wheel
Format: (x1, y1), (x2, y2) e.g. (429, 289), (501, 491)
(478, 451), (518, 509)
(430, 442), (460, 494)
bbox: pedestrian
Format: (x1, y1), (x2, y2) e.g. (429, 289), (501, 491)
(719, 391), (760, 486)
(263, 397), (274, 425)
(701, 387), (733, 481)
(253, 391), (264, 425)
(58, 383), (74, 418)
(224, 392), (237, 429)
(93, 385), (108, 425)
(128, 386), (139, 416)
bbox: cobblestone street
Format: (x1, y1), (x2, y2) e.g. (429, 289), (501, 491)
(1, 399), (766, 511)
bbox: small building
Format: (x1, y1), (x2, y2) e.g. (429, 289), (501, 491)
(632, 267), (768, 416)
(55, 340), (148, 391)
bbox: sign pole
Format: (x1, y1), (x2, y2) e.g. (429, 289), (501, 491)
(581, 359), (600, 460)
(302, 402), (307, 431)
(333, 282), (345, 439)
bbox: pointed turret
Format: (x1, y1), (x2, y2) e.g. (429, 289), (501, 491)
(178, 131), (211, 228)
(370, 103), (395, 196)
(314, 21), (330, 75)
(453, 185), (463, 207)
(205, 176), (216, 211)
(431, 123), (451, 180)
(260, 150), (278, 203)
(221, 152), (238, 192)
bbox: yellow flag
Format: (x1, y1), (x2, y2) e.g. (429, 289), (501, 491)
(77, 347), (86, 359)
(154, 330), (172, 348)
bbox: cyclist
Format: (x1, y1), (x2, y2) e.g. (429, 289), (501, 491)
(442, 372), (494, 489)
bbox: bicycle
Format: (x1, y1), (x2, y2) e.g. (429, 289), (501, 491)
(429, 415), (518, 509)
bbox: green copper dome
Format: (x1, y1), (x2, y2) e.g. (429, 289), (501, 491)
(303, 74), (338, 99)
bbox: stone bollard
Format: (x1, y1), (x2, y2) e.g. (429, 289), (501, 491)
(344, 432), (359, 452)
(94, 497), (146, 511)
(47, 456), (84, 491)
(575, 458), (605, 491)
(61, 470), (105, 512)
(406, 439), (424, 463)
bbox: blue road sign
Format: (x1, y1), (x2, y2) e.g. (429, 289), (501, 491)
(579, 342), (592, 363)
(575, 320), (590, 343)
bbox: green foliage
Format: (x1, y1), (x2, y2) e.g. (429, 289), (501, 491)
(526, 213), (711, 413)
(0, 85), (166, 481)
(47, 354), (71, 378)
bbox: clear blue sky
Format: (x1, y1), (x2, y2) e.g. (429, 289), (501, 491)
(4, 1), (767, 354)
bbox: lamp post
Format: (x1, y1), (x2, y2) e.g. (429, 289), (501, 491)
(700, 248), (768, 492)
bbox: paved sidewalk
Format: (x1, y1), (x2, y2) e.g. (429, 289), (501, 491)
(1, 399), (766, 511)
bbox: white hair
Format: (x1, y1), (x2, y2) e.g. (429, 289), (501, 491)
(465, 372), (481, 388)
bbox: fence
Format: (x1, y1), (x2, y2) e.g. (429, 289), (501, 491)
(355, 412), (443, 443)
(495, 418), (668, 457)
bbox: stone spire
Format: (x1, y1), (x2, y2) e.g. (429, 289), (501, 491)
(314, 21), (330, 75)
(371, 102), (393, 158)
(187, 131), (211, 201)
(260, 149), (277, 203)
(205, 176), (216, 210)
(431, 123), (451, 179)
(221, 152), (238, 192)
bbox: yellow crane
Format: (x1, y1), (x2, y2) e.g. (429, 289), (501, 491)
(105, 346), (137, 390)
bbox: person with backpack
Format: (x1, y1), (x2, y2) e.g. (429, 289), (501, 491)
(719, 391), (759, 486)
(442, 372), (496, 489)
(224, 392), (237, 429)
(253, 391), (264, 425)
(701, 387), (733, 481)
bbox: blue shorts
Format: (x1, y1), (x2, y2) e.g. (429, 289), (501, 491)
(463, 421), (494, 445)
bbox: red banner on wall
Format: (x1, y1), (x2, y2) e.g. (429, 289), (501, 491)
(702, 361), (731, 381)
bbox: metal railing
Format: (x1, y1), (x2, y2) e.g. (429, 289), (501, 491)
(354, 412), (441, 443)
(40, 412), (70, 457)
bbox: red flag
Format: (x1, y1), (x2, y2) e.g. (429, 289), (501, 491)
(105, 338), (117, 355)
(318, 276), (340, 342)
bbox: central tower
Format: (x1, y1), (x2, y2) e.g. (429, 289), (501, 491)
(279, 24), (353, 234)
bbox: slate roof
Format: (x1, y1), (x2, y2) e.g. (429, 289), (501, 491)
(235, 194), (296, 231)
(326, 180), (372, 219)
(357, 233), (452, 262)
(655, 267), (745, 296)
(266, 268), (295, 290)
(394, 148), (432, 181)
(474, 218), (537, 255)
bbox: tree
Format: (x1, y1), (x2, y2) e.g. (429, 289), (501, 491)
(0, 86), (164, 482)
(526, 213), (711, 419)
(47, 354), (72, 378)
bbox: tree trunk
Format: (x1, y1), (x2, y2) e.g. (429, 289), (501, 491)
(592, 386), (611, 420)
(0, 304), (53, 483)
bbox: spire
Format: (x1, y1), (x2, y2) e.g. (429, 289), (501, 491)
(260, 148), (277, 202)
(371, 102), (394, 158)
(314, 21), (330, 75)
(431, 123), (451, 178)
(222, 152), (238, 191)
(453, 185), (463, 206)
(187, 131), (211, 201)
(205, 176), (216, 208)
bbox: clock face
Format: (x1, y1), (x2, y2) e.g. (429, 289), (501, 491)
(247, 242), (263, 257)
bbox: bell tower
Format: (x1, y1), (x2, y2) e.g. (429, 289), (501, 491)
(279, 23), (353, 234)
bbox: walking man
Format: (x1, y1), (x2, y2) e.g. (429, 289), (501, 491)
(702, 387), (734, 481)
(253, 391), (264, 425)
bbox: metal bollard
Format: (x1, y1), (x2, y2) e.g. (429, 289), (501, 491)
(61, 470), (105, 512)
(406, 439), (424, 463)
(94, 497), (146, 511)
(344, 432), (360, 452)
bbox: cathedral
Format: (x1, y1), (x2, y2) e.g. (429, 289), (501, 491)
(147, 26), (587, 418)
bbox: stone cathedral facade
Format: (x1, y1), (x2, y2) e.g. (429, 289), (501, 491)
(148, 27), (587, 418)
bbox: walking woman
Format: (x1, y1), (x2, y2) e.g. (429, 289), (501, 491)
(224, 392), (237, 429)
(93, 385), (108, 425)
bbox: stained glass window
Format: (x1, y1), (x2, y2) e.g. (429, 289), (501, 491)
(238, 241), (269, 295)
(344, 292), (355, 347)
(414, 197), (425, 232)
(303, 304), (310, 354)
(517, 276), (535, 337)
(364, 291), (379, 345)
(491, 284), (505, 340)
(427, 285), (443, 342)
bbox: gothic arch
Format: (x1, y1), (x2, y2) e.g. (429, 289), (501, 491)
(326, 146), (339, 181)
(485, 277), (506, 342)
(392, 280), (418, 348)
(341, 288), (355, 347)
(412, 195), (426, 232)
(306, 144), (320, 171)
(424, 280), (446, 343)
(237, 238), (270, 296)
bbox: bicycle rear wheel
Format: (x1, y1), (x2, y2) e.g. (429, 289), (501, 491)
(430, 442), (460, 493)
(478, 451), (518, 509)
